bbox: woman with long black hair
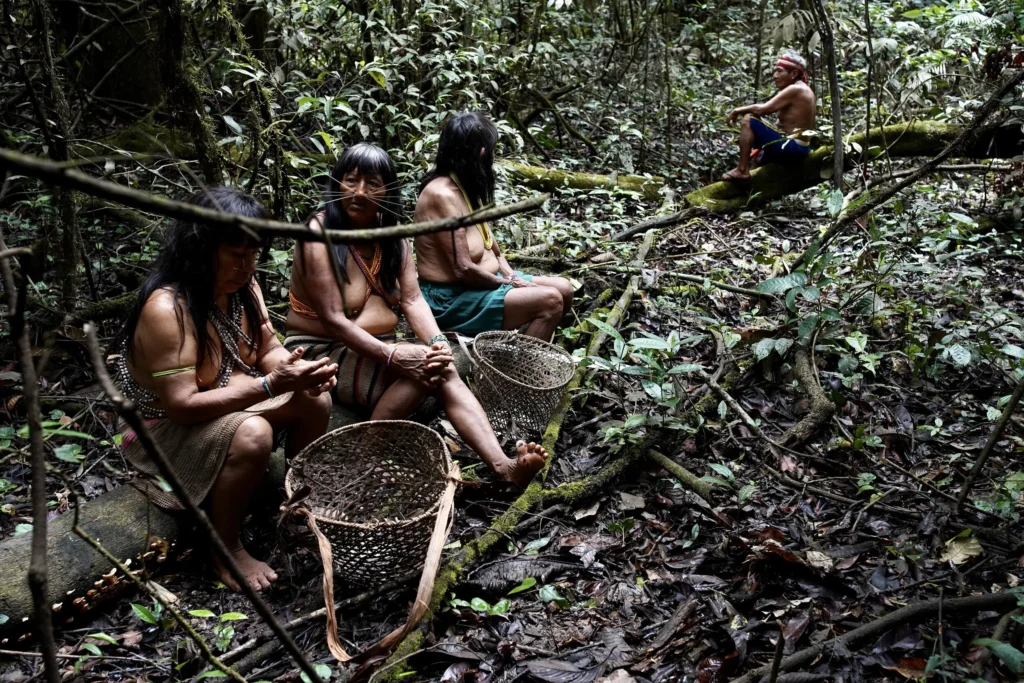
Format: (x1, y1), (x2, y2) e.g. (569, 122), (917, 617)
(285, 143), (547, 486)
(115, 187), (338, 592)
(414, 112), (573, 340)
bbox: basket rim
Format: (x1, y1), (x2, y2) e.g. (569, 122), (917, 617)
(473, 330), (575, 391)
(285, 419), (451, 531)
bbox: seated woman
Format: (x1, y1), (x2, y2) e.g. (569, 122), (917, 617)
(414, 113), (573, 341)
(284, 142), (547, 486)
(115, 187), (338, 592)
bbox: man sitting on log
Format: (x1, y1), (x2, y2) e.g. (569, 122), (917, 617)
(722, 51), (816, 183)
(114, 187), (338, 591)
(284, 143), (548, 486)
(414, 113), (573, 341)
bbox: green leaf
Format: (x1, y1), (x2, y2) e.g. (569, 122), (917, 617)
(774, 338), (793, 357)
(508, 577), (537, 595)
(838, 355), (859, 375)
(470, 597), (491, 612)
(81, 643), (103, 657)
(623, 414), (647, 430)
(0, 615), (8, 626)
(197, 672), (228, 680)
(522, 537), (551, 554)
(668, 363), (705, 374)
(488, 599), (511, 616)
(586, 317), (624, 344)
(798, 315), (819, 341)
(87, 632), (119, 645)
(219, 612), (248, 622)
(53, 443), (83, 463)
(131, 603), (158, 625)
(538, 584), (566, 605)
(947, 344), (972, 367)
(738, 483), (757, 503)
(223, 115), (243, 135)
(756, 272), (807, 294)
(300, 663), (333, 683)
(753, 338), (776, 361)
(14, 523), (32, 536)
(717, 400), (727, 419)
(972, 638), (1024, 673)
(948, 212), (977, 227)
(1002, 344), (1024, 359)
(188, 609), (217, 619)
(826, 188), (844, 217)
(628, 337), (671, 350)
(366, 68), (387, 89)
(708, 463), (735, 481)
(902, 9), (923, 17)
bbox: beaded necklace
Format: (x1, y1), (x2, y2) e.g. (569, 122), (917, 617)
(115, 294), (261, 419)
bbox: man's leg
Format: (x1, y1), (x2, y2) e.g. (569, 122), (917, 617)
(370, 377), (427, 419)
(210, 415), (277, 591)
(503, 286), (564, 340)
(723, 114), (757, 181)
(530, 276), (574, 318)
(435, 367), (547, 486)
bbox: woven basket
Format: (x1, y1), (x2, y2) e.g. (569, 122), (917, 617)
(285, 420), (452, 587)
(472, 330), (575, 437)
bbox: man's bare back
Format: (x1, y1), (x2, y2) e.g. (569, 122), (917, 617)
(773, 82), (815, 137)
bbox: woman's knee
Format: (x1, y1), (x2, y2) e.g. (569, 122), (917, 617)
(553, 278), (574, 308)
(229, 416), (274, 464)
(539, 287), (564, 317)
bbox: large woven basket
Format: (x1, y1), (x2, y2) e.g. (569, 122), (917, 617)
(472, 331), (575, 437)
(285, 420), (452, 587)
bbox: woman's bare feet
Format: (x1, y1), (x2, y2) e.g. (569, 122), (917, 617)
(495, 441), (548, 486)
(214, 547), (278, 591)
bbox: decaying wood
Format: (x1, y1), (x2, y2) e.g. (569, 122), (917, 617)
(778, 350), (835, 448)
(729, 592), (1020, 683)
(499, 160), (665, 201)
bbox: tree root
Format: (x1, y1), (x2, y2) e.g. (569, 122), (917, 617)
(647, 450), (712, 501)
(778, 350), (835, 448)
(729, 592), (1020, 683)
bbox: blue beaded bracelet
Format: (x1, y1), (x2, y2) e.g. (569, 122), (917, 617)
(261, 375), (275, 398)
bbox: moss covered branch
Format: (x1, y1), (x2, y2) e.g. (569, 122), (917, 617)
(499, 161), (665, 201)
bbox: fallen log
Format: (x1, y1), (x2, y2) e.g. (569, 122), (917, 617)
(499, 160), (665, 201)
(682, 121), (1024, 212)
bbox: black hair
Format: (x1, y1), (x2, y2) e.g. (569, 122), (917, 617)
(320, 142), (404, 296)
(419, 112), (498, 210)
(118, 187), (267, 366)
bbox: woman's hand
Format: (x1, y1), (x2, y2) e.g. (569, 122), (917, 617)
(267, 347), (338, 395)
(392, 344), (453, 387)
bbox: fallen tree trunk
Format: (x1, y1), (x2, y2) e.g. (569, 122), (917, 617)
(683, 122), (1024, 212)
(499, 161), (665, 201)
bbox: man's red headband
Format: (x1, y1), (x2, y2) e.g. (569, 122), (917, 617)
(776, 57), (808, 82)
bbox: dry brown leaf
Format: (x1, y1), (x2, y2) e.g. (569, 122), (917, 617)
(939, 536), (982, 565)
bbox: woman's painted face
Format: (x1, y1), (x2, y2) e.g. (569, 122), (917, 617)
(214, 243), (259, 295)
(339, 170), (386, 227)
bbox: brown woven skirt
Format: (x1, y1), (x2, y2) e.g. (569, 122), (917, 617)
(121, 394), (292, 510)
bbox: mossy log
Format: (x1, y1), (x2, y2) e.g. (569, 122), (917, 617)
(499, 161), (665, 201)
(683, 122), (1024, 212)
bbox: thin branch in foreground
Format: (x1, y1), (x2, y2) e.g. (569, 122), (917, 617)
(0, 230), (60, 683)
(81, 325), (326, 683)
(0, 147), (547, 243)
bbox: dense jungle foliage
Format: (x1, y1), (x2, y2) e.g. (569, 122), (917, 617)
(1, 0), (1024, 681)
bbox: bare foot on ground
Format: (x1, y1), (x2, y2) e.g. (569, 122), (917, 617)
(214, 547), (278, 591)
(496, 441), (548, 486)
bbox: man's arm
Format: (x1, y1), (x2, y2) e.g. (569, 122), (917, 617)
(419, 188), (507, 289)
(728, 85), (801, 125)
